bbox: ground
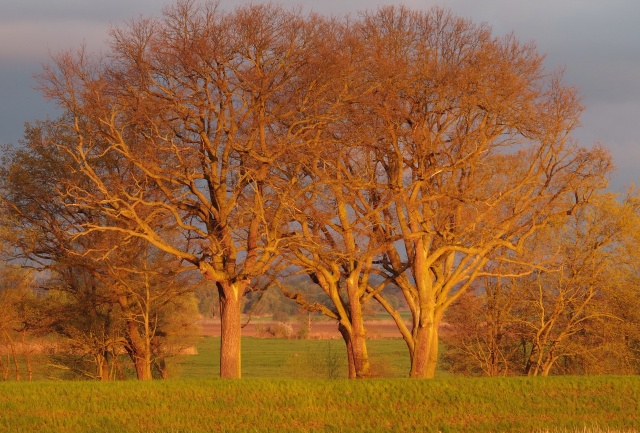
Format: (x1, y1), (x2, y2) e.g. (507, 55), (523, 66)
(199, 317), (405, 339)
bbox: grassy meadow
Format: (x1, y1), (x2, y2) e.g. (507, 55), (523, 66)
(177, 336), (411, 379)
(1, 375), (638, 432)
(1, 337), (639, 432)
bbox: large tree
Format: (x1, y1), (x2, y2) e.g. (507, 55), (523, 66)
(352, 6), (611, 378)
(37, 1), (338, 378)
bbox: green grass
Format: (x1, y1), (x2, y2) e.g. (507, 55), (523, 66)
(0, 376), (638, 432)
(2, 338), (639, 432)
(178, 336), (412, 379)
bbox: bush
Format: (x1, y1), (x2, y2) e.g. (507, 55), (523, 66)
(264, 322), (294, 339)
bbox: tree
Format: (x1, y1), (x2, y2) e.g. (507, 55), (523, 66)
(1, 121), (199, 381)
(36, 1), (337, 378)
(441, 276), (522, 377)
(0, 264), (34, 381)
(443, 192), (640, 377)
(512, 193), (639, 376)
(352, 6), (611, 377)
(27, 1), (613, 380)
(275, 20), (394, 376)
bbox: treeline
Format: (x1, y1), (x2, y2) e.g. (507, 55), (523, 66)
(1, 0), (636, 380)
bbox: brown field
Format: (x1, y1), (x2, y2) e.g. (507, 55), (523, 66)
(199, 318), (406, 339)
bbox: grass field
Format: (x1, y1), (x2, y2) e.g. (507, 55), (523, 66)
(2, 337), (639, 432)
(177, 336), (412, 379)
(1, 376), (638, 432)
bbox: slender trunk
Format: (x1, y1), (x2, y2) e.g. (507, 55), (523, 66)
(97, 352), (110, 381)
(21, 329), (32, 382)
(218, 283), (243, 379)
(524, 343), (537, 376)
(338, 323), (356, 379)
(4, 332), (20, 381)
(156, 357), (168, 379)
(0, 353), (7, 381)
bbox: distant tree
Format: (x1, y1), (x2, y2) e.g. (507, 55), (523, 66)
(444, 193), (640, 376)
(441, 276), (522, 377)
(1, 121), (199, 380)
(513, 194), (640, 376)
(0, 264), (34, 381)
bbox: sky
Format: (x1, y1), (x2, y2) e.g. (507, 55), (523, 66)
(1, 0), (639, 191)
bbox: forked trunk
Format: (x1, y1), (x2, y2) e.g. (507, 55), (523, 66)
(218, 283), (243, 379)
(97, 352), (110, 381)
(124, 323), (152, 380)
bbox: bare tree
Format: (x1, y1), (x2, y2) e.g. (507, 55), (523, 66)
(36, 1), (338, 378)
(352, 6), (611, 377)
(2, 121), (198, 380)
(513, 193), (638, 376)
(443, 193), (640, 377)
(281, 133), (387, 378)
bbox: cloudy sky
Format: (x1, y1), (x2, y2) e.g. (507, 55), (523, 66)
(1, 0), (638, 191)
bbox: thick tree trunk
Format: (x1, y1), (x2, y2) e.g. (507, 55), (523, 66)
(338, 318), (371, 379)
(410, 315), (440, 378)
(124, 321), (152, 381)
(345, 279), (371, 378)
(218, 283), (243, 379)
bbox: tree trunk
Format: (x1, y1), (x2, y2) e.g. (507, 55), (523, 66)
(0, 354), (7, 381)
(124, 320), (152, 381)
(338, 319), (370, 379)
(119, 296), (153, 380)
(338, 323), (356, 379)
(218, 283), (243, 379)
(345, 279), (371, 378)
(410, 315), (440, 378)
(97, 352), (110, 381)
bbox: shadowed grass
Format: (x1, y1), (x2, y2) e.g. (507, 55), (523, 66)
(1, 376), (639, 432)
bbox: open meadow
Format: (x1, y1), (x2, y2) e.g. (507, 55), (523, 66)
(1, 336), (639, 432)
